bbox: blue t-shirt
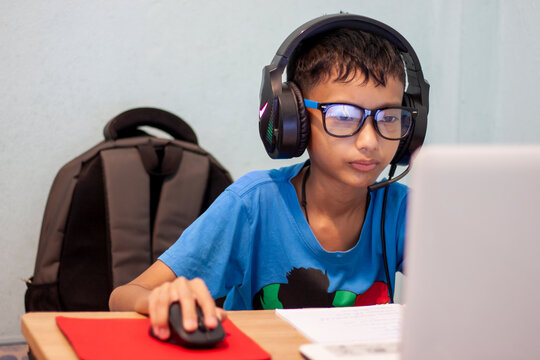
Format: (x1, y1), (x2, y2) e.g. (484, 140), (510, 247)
(159, 162), (407, 310)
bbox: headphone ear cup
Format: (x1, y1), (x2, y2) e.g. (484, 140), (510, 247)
(267, 81), (310, 159)
(287, 82), (310, 157)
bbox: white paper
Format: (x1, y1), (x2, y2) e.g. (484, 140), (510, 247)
(299, 342), (400, 360)
(276, 304), (403, 344)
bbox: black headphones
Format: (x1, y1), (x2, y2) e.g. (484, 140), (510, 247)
(258, 13), (429, 165)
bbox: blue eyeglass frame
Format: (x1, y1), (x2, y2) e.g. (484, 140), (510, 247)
(304, 99), (417, 140)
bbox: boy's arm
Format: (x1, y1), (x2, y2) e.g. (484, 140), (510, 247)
(109, 260), (224, 340)
(109, 260), (176, 314)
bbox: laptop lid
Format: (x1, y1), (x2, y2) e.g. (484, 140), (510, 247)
(401, 144), (540, 360)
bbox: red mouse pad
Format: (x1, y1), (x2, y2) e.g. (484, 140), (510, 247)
(56, 316), (271, 360)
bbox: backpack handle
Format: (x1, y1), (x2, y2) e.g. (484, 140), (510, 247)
(103, 107), (198, 144)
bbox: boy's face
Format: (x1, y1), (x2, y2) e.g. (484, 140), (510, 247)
(304, 73), (404, 189)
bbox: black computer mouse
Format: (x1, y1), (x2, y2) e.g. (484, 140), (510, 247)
(150, 302), (226, 349)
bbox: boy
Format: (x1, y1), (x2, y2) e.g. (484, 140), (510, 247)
(109, 13), (427, 341)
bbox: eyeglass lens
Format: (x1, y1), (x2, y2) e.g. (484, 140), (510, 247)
(324, 104), (412, 139)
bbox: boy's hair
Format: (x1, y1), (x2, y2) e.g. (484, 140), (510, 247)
(287, 27), (405, 94)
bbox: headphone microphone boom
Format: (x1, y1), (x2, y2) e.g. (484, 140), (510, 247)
(258, 13), (430, 188)
(367, 164), (410, 192)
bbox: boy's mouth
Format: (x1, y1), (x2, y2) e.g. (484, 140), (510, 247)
(350, 160), (378, 172)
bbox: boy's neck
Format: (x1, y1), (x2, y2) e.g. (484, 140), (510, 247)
(292, 165), (370, 251)
(299, 165), (369, 210)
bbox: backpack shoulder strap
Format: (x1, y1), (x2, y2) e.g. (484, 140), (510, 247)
(100, 147), (152, 288)
(151, 145), (210, 260)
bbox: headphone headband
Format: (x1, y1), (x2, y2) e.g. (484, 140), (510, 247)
(275, 14), (408, 63)
(259, 13), (429, 164)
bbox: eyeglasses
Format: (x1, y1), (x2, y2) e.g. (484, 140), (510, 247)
(304, 99), (417, 140)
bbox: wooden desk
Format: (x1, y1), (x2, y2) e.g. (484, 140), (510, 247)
(21, 310), (311, 360)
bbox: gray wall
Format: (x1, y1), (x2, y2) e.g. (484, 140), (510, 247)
(2, 0), (539, 343)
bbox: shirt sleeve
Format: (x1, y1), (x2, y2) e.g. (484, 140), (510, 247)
(158, 189), (252, 300)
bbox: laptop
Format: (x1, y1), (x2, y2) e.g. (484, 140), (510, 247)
(402, 144), (540, 360)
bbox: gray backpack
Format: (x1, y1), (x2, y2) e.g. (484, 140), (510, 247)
(25, 108), (232, 311)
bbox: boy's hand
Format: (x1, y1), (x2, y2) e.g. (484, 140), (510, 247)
(147, 276), (227, 340)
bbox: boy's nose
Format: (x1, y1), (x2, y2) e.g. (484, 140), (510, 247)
(355, 117), (379, 151)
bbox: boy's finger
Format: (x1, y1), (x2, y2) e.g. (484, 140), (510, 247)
(216, 308), (228, 322)
(189, 278), (218, 329)
(175, 277), (198, 332)
(149, 284), (172, 339)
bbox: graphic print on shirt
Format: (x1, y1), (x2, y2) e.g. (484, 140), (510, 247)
(252, 267), (389, 309)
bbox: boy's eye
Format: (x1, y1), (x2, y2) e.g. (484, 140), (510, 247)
(379, 115), (400, 123)
(335, 115), (356, 122)
(376, 108), (403, 124)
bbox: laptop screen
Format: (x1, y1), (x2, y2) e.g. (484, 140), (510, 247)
(402, 144), (540, 360)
